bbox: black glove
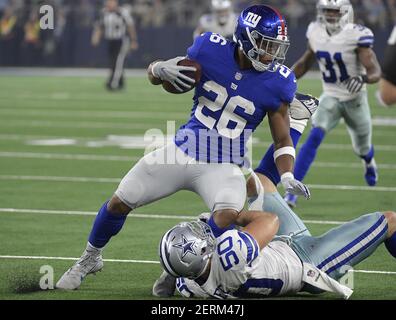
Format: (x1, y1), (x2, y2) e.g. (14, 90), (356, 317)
(344, 75), (368, 94)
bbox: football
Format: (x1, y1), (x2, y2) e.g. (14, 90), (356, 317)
(162, 58), (202, 94)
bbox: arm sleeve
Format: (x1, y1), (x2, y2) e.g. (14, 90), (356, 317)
(187, 32), (210, 61)
(356, 26), (374, 48)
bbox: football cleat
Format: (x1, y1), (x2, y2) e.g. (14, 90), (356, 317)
(152, 270), (177, 297)
(284, 192), (298, 208)
(56, 250), (103, 290)
(364, 159), (378, 186)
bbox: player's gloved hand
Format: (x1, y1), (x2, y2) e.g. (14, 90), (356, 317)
(344, 75), (368, 94)
(197, 212), (211, 223)
(281, 172), (311, 199)
(152, 56), (196, 92)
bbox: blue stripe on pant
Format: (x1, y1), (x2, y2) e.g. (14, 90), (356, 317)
(291, 212), (388, 281)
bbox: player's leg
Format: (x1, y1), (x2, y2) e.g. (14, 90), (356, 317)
(107, 40), (120, 90)
(285, 95), (342, 207)
(247, 172), (311, 237)
(153, 162), (247, 297)
(342, 93), (378, 186)
(57, 143), (189, 290)
(189, 162), (246, 235)
(292, 211), (394, 282)
(110, 37), (129, 90)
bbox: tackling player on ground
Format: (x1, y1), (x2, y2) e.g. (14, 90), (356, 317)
(284, 0), (382, 208)
(56, 5), (310, 290)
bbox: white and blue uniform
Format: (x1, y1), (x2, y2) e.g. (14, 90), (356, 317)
(177, 230), (304, 298)
(176, 212), (388, 299)
(115, 32), (296, 213)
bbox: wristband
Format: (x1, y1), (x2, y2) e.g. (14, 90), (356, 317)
(274, 146), (296, 161)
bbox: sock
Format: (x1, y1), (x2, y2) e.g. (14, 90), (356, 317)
(360, 146), (375, 165)
(255, 128), (302, 185)
(385, 232), (396, 258)
(85, 242), (102, 255)
(294, 127), (325, 181)
(88, 201), (127, 249)
(207, 215), (235, 238)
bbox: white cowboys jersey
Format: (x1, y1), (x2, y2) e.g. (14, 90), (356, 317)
(307, 21), (374, 101)
(176, 230), (303, 299)
(197, 13), (238, 39)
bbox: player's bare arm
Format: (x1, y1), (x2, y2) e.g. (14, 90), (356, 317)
(357, 47), (381, 84)
(268, 102), (294, 175)
(344, 47), (381, 94)
(268, 102), (311, 199)
(236, 210), (279, 249)
(292, 44), (316, 79)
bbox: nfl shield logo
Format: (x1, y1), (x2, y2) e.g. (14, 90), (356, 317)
(235, 72), (242, 80)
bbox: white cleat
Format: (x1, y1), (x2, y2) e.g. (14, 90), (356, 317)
(56, 251), (103, 290)
(152, 271), (176, 297)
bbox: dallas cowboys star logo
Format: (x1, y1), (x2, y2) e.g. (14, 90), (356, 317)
(173, 235), (197, 258)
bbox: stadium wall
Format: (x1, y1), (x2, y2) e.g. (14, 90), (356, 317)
(0, 26), (392, 68)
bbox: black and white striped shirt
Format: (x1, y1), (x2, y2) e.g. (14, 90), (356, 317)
(100, 7), (133, 40)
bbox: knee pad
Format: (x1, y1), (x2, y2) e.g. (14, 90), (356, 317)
(115, 179), (144, 210)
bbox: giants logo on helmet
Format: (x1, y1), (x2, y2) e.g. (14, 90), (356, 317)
(244, 12), (262, 28)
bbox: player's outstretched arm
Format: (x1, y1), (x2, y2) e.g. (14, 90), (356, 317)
(291, 44), (316, 79)
(344, 48), (382, 94)
(357, 47), (382, 84)
(268, 103), (311, 199)
(236, 210), (279, 250)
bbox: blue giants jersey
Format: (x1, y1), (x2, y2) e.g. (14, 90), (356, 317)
(174, 32), (297, 165)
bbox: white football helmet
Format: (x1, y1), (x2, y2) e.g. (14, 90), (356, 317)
(159, 221), (216, 279)
(317, 0), (354, 34)
(211, 0), (232, 25)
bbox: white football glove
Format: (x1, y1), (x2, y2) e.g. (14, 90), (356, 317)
(281, 173), (311, 199)
(289, 93), (319, 120)
(344, 75), (368, 94)
(152, 56), (196, 92)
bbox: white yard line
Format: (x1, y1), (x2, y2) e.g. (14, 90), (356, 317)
(0, 175), (395, 192)
(0, 255), (394, 275)
(0, 255), (159, 264)
(0, 109), (188, 120)
(0, 207), (371, 225)
(0, 152), (140, 162)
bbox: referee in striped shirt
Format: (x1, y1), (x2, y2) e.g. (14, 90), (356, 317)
(92, 0), (139, 91)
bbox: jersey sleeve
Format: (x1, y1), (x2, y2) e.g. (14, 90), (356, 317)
(186, 32), (211, 62)
(279, 70), (297, 104)
(217, 230), (260, 270)
(354, 25), (375, 48)
(305, 22), (316, 46)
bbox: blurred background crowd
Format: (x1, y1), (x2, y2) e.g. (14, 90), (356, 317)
(0, 0), (395, 67)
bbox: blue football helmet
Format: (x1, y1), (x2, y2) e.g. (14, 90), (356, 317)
(234, 5), (290, 72)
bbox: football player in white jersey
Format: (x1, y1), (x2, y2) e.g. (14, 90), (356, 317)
(193, 0), (238, 40)
(284, 0), (382, 208)
(155, 175), (396, 299)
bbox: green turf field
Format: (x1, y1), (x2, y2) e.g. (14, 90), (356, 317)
(0, 75), (395, 300)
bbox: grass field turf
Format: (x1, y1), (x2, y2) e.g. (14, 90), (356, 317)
(0, 75), (395, 300)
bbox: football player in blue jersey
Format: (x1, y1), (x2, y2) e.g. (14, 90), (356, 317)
(56, 5), (311, 290)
